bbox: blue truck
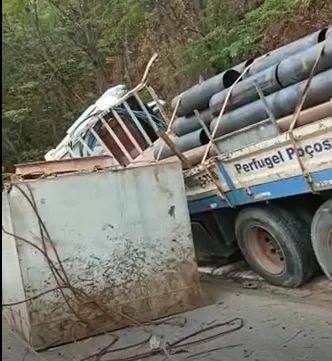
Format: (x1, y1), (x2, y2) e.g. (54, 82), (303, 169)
(183, 115), (332, 287)
(45, 59), (332, 288)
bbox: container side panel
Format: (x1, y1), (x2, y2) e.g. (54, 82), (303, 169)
(4, 162), (203, 349)
(2, 191), (31, 342)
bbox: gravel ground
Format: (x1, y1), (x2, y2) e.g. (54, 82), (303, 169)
(3, 276), (332, 361)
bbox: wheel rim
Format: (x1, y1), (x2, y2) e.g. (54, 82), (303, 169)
(248, 226), (285, 275)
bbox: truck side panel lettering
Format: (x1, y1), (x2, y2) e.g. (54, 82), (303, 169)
(234, 139), (332, 174)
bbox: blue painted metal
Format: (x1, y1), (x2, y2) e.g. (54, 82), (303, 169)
(311, 168), (332, 182)
(188, 168), (332, 215)
(189, 195), (228, 214)
(216, 163), (236, 190)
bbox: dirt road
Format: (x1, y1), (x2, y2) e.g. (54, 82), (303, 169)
(3, 277), (332, 361)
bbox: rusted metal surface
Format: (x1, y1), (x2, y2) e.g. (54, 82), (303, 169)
(2, 161), (204, 350)
(15, 156), (114, 177)
(98, 116), (149, 166)
(248, 227), (285, 275)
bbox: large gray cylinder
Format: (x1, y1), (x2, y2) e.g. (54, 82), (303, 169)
(209, 40), (332, 114)
(171, 69), (241, 117)
(277, 39), (332, 86)
(326, 27), (332, 40)
(209, 69), (332, 138)
(164, 145), (208, 169)
(248, 27), (328, 76)
(154, 129), (207, 160)
(209, 65), (280, 115)
(232, 59), (255, 78)
(173, 109), (214, 137)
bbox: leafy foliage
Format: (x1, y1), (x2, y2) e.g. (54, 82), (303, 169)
(2, 0), (146, 165)
(0, 0), (310, 166)
(182, 0), (295, 74)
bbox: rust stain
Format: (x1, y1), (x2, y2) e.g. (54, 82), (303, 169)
(99, 116), (149, 166)
(15, 156), (114, 177)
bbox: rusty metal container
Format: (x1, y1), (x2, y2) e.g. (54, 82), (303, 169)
(2, 160), (204, 350)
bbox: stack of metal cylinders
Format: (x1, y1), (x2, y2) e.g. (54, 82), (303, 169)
(155, 27), (332, 161)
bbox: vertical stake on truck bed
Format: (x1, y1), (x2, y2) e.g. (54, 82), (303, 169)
(253, 81), (280, 134)
(157, 132), (193, 169)
(155, 98), (181, 161)
(286, 43), (325, 194)
(147, 86), (171, 126)
(201, 53), (270, 165)
(198, 61), (259, 204)
(130, 91), (193, 168)
(194, 110), (221, 157)
(147, 91), (193, 169)
(194, 110), (234, 208)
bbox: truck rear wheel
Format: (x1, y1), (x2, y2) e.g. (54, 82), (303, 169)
(311, 199), (332, 280)
(235, 205), (317, 287)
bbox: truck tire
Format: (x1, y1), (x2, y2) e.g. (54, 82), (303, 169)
(311, 199), (332, 280)
(235, 205), (317, 287)
(292, 207), (315, 228)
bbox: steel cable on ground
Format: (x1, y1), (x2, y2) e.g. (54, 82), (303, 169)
(79, 318), (244, 361)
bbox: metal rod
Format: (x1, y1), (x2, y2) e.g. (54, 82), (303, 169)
(146, 85), (171, 126)
(112, 108), (143, 153)
(123, 100), (153, 146)
(78, 136), (94, 155)
(65, 146), (76, 158)
(288, 43), (325, 132)
(253, 81), (280, 133)
(202, 60), (256, 164)
(89, 127), (117, 162)
(99, 116), (134, 162)
(194, 110), (221, 156)
(277, 100), (332, 132)
(209, 68), (332, 139)
(285, 43), (325, 193)
(158, 132), (193, 169)
(156, 94), (182, 161)
(133, 93), (159, 133)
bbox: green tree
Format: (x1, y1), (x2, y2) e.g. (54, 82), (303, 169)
(3, 0), (327, 166)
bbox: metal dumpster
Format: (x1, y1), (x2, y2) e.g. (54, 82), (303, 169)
(2, 160), (204, 350)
